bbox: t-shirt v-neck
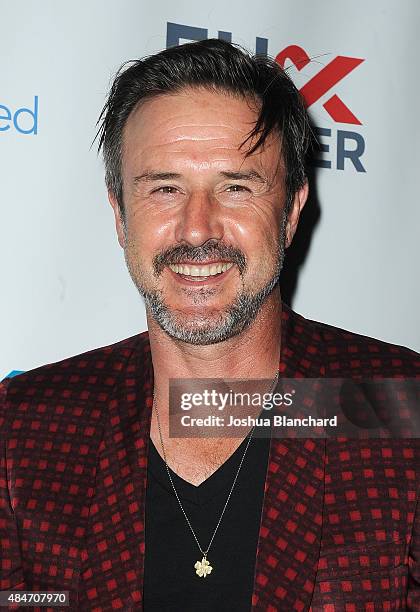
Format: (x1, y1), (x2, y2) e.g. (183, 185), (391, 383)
(143, 430), (272, 611)
(148, 435), (261, 504)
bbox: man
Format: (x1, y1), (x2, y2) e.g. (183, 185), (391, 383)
(1, 39), (419, 611)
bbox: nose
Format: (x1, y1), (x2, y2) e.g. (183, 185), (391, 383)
(174, 189), (224, 246)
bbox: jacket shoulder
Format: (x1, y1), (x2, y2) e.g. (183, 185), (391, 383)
(0, 331), (151, 430)
(287, 306), (420, 377)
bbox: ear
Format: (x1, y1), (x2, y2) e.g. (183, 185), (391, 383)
(108, 190), (126, 248)
(285, 181), (309, 248)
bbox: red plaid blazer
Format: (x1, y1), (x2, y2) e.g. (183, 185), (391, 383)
(1, 303), (419, 611)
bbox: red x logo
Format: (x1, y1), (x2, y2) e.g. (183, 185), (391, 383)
(275, 45), (364, 125)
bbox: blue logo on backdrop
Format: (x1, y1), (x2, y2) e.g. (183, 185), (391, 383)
(0, 96), (38, 135)
(166, 23), (366, 173)
(6, 370), (24, 379)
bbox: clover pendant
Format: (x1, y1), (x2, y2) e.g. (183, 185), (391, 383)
(194, 556), (213, 577)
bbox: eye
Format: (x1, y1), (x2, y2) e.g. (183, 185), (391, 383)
(226, 184), (251, 193)
(153, 186), (178, 194)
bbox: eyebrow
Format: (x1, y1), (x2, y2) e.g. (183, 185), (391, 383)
(133, 172), (181, 183)
(133, 170), (267, 184)
(219, 170), (266, 183)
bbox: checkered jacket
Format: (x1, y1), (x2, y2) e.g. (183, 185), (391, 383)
(1, 304), (419, 611)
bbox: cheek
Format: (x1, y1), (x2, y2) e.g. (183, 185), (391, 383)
(124, 215), (162, 255)
(123, 226), (152, 276)
(127, 204), (176, 243)
(236, 217), (282, 262)
(230, 195), (283, 242)
(251, 234), (281, 277)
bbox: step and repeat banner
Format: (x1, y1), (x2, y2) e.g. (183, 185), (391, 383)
(2, 0), (419, 379)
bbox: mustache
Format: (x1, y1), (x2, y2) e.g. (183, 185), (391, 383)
(153, 240), (247, 275)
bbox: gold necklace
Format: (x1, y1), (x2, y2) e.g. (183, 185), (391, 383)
(152, 370), (279, 578)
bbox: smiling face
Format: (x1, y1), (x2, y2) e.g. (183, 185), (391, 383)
(109, 87), (308, 345)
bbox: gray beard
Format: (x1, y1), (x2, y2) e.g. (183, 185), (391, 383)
(141, 273), (281, 345)
(127, 218), (286, 346)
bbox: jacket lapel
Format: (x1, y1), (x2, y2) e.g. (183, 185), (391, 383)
(78, 336), (154, 610)
(131, 338), (154, 606)
(252, 305), (326, 610)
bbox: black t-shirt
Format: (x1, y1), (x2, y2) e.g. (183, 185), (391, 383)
(143, 432), (271, 611)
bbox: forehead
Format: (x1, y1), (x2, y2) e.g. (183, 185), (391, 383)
(121, 87), (281, 173)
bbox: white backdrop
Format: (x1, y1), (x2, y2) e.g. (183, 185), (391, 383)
(2, 0), (419, 380)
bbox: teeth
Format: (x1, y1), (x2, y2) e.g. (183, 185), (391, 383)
(168, 262), (234, 277)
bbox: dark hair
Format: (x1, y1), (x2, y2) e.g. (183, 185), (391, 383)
(96, 38), (311, 217)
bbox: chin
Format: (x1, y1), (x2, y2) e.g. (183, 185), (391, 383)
(155, 309), (253, 345)
(164, 325), (244, 346)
